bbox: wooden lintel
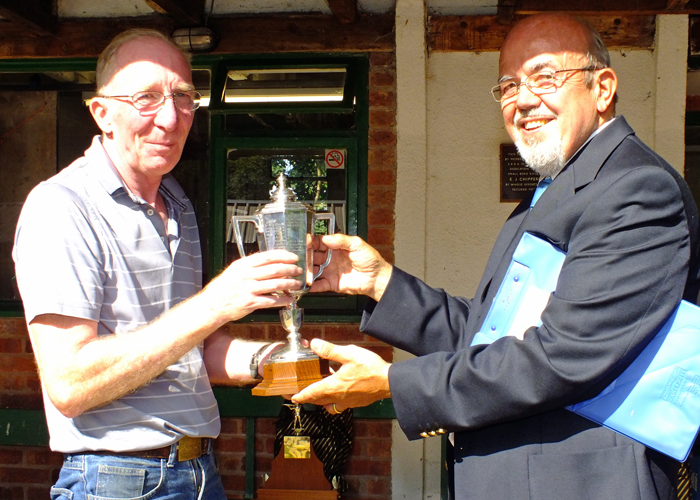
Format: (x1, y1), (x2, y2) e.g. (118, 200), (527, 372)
(143, 0), (204, 27)
(325, 0), (357, 24)
(428, 14), (657, 52)
(510, 0), (700, 12)
(0, 14), (394, 58)
(0, 0), (55, 37)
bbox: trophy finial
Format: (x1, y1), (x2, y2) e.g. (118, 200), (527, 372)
(270, 173), (297, 203)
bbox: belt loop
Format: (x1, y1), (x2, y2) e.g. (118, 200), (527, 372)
(167, 441), (178, 467)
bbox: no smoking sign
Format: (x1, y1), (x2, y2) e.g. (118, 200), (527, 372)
(325, 149), (346, 169)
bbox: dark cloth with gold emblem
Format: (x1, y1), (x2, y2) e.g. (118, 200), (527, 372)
(274, 403), (353, 494)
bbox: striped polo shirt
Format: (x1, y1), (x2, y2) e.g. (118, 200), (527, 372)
(13, 136), (220, 453)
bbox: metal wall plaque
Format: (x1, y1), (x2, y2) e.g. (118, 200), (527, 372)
(500, 144), (538, 202)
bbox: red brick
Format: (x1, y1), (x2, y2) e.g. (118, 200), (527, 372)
(369, 129), (396, 147)
(0, 338), (23, 354)
(0, 449), (23, 465)
(376, 247), (395, 265)
(365, 477), (391, 496)
(367, 227), (394, 247)
(216, 435), (247, 453)
(370, 52), (395, 68)
(0, 318), (27, 335)
(219, 472), (246, 492)
(346, 457), (392, 476)
(28, 486), (53, 500)
(0, 373), (25, 391)
(368, 148), (397, 169)
(368, 169), (396, 187)
(0, 466), (51, 484)
(216, 453), (243, 473)
(0, 487), (24, 500)
(27, 373), (42, 392)
(369, 90), (395, 108)
(256, 418), (277, 436)
(368, 186), (396, 207)
(365, 439), (392, 458)
(368, 207), (394, 226)
(2, 356), (37, 372)
(219, 417), (244, 435)
(299, 324), (322, 340)
(224, 323), (269, 341)
(323, 325), (364, 342)
(24, 449), (62, 467)
(354, 420), (393, 438)
(369, 109), (396, 129)
(370, 70), (396, 88)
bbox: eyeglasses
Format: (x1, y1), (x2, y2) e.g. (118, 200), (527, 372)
(98, 90), (202, 113)
(490, 67), (598, 102)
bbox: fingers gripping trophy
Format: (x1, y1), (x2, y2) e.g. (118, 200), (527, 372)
(233, 174), (335, 396)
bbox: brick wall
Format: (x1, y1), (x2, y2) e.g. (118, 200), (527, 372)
(0, 50), (397, 500)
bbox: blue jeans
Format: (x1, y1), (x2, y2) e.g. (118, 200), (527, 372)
(50, 443), (227, 500)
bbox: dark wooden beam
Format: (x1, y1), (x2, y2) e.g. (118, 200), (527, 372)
(325, 0), (357, 24)
(506, 0), (700, 14)
(428, 14), (656, 52)
(143, 0), (205, 26)
(0, 14), (394, 58)
(0, 0), (55, 37)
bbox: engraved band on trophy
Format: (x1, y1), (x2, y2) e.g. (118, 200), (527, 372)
(232, 173), (335, 396)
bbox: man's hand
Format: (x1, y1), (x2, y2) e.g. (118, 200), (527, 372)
(202, 249), (303, 323)
(291, 339), (391, 413)
(310, 234), (393, 302)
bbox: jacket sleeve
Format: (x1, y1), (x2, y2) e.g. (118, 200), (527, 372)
(363, 166), (693, 441)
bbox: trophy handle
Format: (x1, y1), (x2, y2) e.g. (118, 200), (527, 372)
(312, 212), (335, 281)
(232, 215), (261, 258)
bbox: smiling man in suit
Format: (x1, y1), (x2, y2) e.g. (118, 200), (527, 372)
(292, 13), (700, 500)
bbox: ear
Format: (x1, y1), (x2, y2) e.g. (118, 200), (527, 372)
(88, 97), (113, 138)
(594, 67), (618, 115)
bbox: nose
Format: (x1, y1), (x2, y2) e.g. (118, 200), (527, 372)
(514, 81), (541, 109)
(153, 95), (179, 130)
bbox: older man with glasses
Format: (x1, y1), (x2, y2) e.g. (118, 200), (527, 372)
(292, 13), (700, 500)
(13, 29), (301, 500)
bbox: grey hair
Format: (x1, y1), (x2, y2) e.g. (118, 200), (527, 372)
(96, 29), (191, 93)
(577, 19), (612, 86)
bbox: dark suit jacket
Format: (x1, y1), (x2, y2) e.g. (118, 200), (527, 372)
(361, 117), (700, 500)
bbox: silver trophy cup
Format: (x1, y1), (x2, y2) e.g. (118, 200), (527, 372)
(232, 174), (335, 394)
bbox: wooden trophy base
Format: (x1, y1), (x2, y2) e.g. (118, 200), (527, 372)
(257, 443), (337, 499)
(252, 357), (330, 396)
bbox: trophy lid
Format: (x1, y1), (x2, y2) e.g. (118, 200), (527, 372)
(261, 174), (310, 214)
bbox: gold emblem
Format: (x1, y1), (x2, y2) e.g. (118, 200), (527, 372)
(284, 436), (311, 459)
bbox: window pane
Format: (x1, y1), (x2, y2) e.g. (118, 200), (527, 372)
(225, 147), (346, 265)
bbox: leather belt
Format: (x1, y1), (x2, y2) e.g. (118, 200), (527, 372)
(91, 437), (210, 462)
